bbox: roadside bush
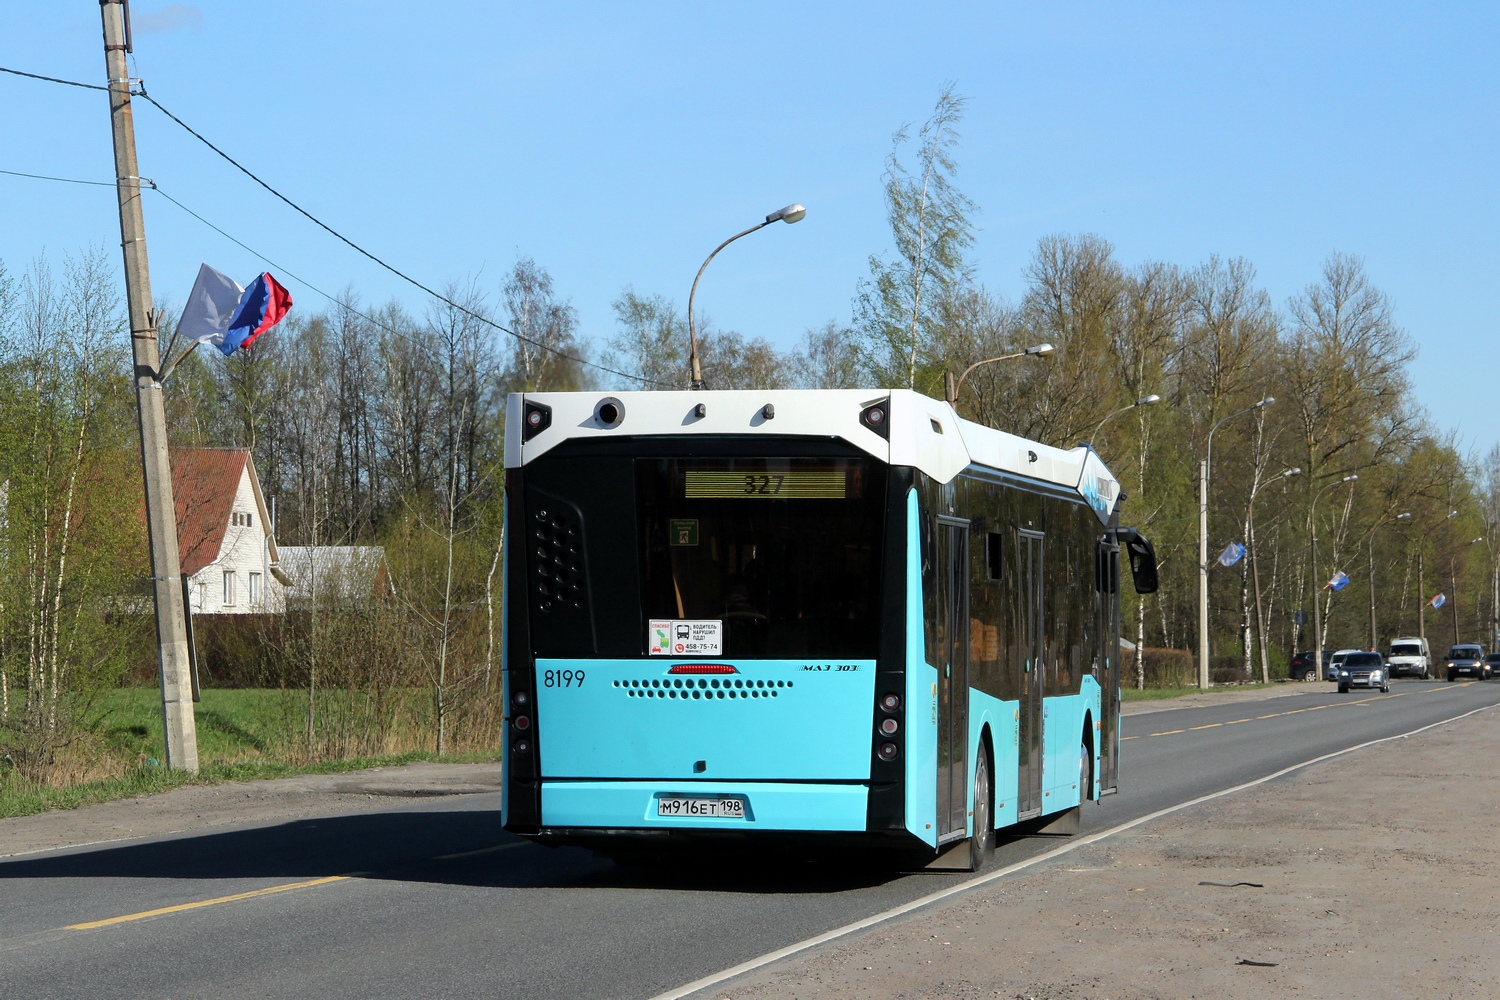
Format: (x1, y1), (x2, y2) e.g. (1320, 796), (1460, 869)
(1140, 647), (1194, 688)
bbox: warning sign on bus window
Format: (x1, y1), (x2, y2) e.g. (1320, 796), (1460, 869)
(649, 619), (723, 656)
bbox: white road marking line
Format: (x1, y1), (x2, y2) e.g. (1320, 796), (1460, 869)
(650, 698), (1500, 1000)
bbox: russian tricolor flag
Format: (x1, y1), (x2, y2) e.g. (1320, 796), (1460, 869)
(177, 264), (293, 356)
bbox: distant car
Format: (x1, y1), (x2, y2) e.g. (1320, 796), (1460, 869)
(1446, 645), (1487, 682)
(1387, 637), (1431, 679)
(1328, 649), (1362, 682)
(1485, 653), (1500, 680)
(1337, 651), (1390, 693)
(1289, 650), (1338, 682)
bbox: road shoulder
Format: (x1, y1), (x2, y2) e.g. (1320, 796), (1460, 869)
(706, 706), (1500, 999)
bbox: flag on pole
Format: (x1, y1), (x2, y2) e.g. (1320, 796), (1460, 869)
(1217, 541), (1246, 567)
(1325, 571), (1350, 591)
(1429, 592), (1447, 609)
(177, 264), (292, 356)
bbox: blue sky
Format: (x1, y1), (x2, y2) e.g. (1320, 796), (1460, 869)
(2, 3), (1496, 452)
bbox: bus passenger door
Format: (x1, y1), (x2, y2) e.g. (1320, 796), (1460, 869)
(936, 518), (970, 841)
(1018, 530), (1045, 819)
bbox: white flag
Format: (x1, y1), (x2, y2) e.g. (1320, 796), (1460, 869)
(177, 263), (245, 347)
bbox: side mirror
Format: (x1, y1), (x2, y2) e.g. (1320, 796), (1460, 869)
(1115, 527), (1159, 594)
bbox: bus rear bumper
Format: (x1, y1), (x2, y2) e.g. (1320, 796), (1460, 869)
(539, 780), (869, 832)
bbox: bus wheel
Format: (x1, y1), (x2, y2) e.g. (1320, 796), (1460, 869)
(1080, 740), (1093, 803)
(968, 747), (993, 873)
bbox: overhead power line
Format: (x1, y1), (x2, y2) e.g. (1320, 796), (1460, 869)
(0, 63), (667, 387)
(0, 65), (107, 91)
(4, 162), (663, 386)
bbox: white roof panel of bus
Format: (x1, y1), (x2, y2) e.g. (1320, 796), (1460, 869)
(506, 389), (1120, 522)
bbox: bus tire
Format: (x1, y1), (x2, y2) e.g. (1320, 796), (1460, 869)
(968, 746), (994, 873)
(1080, 738), (1093, 804)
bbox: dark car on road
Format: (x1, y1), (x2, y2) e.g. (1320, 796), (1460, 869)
(1337, 651), (1390, 693)
(1445, 645), (1488, 681)
(1485, 653), (1500, 680)
(1289, 650), (1338, 682)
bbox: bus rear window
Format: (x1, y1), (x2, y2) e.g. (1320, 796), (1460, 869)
(636, 458), (886, 658)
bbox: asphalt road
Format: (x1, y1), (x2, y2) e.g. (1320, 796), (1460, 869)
(3, 678), (1498, 1000)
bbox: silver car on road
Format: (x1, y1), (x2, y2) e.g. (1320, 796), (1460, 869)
(1337, 651), (1390, 693)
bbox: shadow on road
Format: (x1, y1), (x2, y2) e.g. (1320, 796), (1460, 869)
(0, 809), (906, 895)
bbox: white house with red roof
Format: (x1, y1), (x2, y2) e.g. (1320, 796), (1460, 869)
(172, 448), (290, 614)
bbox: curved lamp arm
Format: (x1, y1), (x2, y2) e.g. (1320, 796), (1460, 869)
(687, 204), (805, 389)
(945, 343), (1053, 404)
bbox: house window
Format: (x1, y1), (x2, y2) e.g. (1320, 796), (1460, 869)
(231, 511), (254, 527)
(248, 572), (261, 606)
(223, 570), (236, 606)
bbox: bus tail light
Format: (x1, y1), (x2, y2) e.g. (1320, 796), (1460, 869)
(877, 742), (899, 761)
(513, 715), (531, 732)
(513, 738), (531, 755)
(668, 664), (738, 675)
(879, 717), (898, 736)
(879, 692), (900, 713)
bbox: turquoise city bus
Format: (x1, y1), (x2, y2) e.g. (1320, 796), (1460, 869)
(500, 389), (1157, 869)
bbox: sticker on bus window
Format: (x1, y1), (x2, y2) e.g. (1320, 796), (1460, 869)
(649, 619), (723, 656)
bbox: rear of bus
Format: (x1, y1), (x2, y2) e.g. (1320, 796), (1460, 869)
(501, 391), (913, 849)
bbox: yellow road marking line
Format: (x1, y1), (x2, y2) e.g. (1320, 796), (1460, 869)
(1149, 729), (1186, 736)
(1188, 723), (1221, 730)
(432, 842), (528, 860)
(66, 875), (349, 930)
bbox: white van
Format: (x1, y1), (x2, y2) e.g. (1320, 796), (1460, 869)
(1388, 637), (1430, 679)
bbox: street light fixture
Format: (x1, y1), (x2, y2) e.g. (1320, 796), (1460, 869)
(1308, 474), (1359, 684)
(686, 203), (806, 389)
(944, 343), (1054, 405)
(1197, 396), (1274, 688)
(1089, 394), (1162, 445)
(1367, 511), (1412, 650)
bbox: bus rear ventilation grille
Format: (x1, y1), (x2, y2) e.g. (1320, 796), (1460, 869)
(613, 678), (791, 700)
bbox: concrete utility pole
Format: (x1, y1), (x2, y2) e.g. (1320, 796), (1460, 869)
(101, 0), (199, 771)
(1198, 397), (1273, 688)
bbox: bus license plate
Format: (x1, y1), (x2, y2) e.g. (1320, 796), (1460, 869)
(657, 795), (746, 819)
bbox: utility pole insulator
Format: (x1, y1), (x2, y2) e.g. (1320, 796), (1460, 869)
(101, 0), (199, 772)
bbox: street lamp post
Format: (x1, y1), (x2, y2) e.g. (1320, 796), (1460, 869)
(1417, 510), (1458, 644)
(1198, 397), (1274, 688)
(686, 203), (806, 389)
(1367, 512), (1412, 650)
(1247, 466), (1301, 682)
(944, 344), (1054, 405)
(1308, 473), (1359, 684)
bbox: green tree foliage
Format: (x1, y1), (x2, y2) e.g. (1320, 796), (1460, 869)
(0, 250), (145, 779)
(856, 85), (976, 393)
